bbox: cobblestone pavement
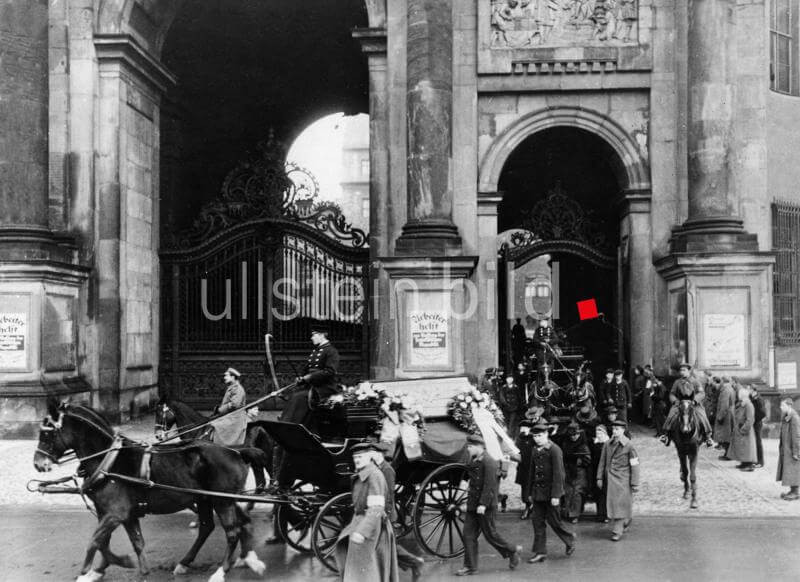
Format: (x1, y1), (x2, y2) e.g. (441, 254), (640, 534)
(4, 416), (800, 517)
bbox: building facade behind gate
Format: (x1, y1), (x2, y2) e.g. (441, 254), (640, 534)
(1, 0), (800, 436)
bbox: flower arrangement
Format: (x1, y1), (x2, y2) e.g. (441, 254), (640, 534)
(448, 387), (505, 434)
(323, 383), (425, 428)
(323, 382), (385, 409)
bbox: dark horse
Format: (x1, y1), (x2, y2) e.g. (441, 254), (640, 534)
(664, 399), (707, 509)
(154, 399), (274, 492)
(33, 400), (267, 582)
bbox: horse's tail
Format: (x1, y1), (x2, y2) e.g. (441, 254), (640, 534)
(235, 446), (269, 467)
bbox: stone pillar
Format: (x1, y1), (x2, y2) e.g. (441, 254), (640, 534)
(621, 191), (654, 369)
(396, 0), (461, 254)
(673, 0), (756, 250)
(476, 193), (503, 372)
(353, 27), (392, 379)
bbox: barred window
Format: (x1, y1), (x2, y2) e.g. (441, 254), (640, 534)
(773, 200), (800, 343)
(771, 0), (797, 94)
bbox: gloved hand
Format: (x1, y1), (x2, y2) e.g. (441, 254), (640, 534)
(476, 505), (486, 515)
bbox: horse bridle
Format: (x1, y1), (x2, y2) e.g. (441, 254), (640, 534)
(154, 403), (176, 437)
(37, 406), (115, 464)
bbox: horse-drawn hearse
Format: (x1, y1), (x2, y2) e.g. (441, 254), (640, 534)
(31, 374), (486, 581)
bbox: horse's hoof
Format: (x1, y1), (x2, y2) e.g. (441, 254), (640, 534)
(244, 551), (266, 575)
(208, 566), (225, 582)
(690, 499), (699, 509)
(173, 563), (189, 576)
(76, 571), (103, 582)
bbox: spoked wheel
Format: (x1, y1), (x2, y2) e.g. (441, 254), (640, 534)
(393, 481), (415, 539)
(311, 492), (353, 572)
(275, 481), (321, 553)
(412, 463), (469, 559)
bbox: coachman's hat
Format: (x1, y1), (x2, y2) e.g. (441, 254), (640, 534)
(351, 442), (381, 456)
(310, 320), (330, 335)
(225, 367), (241, 378)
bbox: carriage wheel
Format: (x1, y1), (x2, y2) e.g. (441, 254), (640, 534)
(412, 463), (469, 559)
(393, 481), (414, 539)
(275, 481), (319, 553)
(311, 492), (353, 572)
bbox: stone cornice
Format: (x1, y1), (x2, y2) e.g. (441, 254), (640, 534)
(352, 27), (388, 55)
(654, 252), (776, 281)
(94, 34), (177, 93)
(380, 256), (478, 279)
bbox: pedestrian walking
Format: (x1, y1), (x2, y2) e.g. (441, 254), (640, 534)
(515, 420), (535, 520)
(591, 424), (609, 522)
(372, 446), (425, 580)
(715, 377), (736, 460)
(777, 398), (800, 501)
(730, 387), (757, 471)
(750, 386), (766, 468)
(456, 434), (522, 576)
(522, 419), (576, 563)
(597, 420), (640, 541)
(499, 375), (523, 439)
(335, 442), (399, 582)
(562, 421), (591, 523)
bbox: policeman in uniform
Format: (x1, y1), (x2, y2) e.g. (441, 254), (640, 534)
(280, 321), (340, 426)
(660, 363), (714, 446)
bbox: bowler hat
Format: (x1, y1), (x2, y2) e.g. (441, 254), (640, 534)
(530, 419), (551, 433)
(351, 442), (381, 456)
(610, 419), (628, 428)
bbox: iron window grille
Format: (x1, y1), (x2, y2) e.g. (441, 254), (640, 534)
(773, 200), (800, 344)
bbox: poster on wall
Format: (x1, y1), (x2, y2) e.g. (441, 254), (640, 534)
(703, 313), (746, 367)
(408, 310), (449, 368)
(0, 312), (27, 369)
(777, 362), (798, 391)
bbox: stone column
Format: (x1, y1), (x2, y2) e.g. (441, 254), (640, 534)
(396, 0), (461, 254)
(675, 0), (756, 250)
(353, 27), (392, 379)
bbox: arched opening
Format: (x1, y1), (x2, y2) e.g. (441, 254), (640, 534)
(156, 0), (371, 406)
(498, 127), (624, 381)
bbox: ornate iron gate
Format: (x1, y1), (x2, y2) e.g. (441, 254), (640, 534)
(159, 141), (369, 408)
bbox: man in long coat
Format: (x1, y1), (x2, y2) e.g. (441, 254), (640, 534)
(335, 442), (399, 582)
(210, 368), (248, 445)
(515, 420), (535, 520)
(777, 398), (800, 500)
(523, 420), (576, 563)
(730, 387), (757, 470)
(281, 322), (340, 426)
(715, 379), (736, 460)
(597, 419), (640, 541)
(562, 421), (591, 523)
(456, 434), (521, 576)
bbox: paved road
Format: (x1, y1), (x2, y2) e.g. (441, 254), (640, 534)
(1, 507), (799, 582)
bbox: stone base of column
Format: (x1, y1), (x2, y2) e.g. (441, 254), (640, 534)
(380, 256), (477, 378)
(655, 252), (774, 385)
(395, 220), (462, 256)
(0, 230), (92, 438)
(669, 217), (758, 253)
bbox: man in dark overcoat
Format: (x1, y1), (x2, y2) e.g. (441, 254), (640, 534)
(562, 421), (591, 523)
(777, 398), (800, 500)
(456, 434), (521, 576)
(515, 419), (535, 520)
(281, 321), (340, 426)
(335, 442), (399, 582)
(597, 420), (640, 541)
(523, 420), (576, 563)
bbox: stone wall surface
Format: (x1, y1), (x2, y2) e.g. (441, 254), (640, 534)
(0, 0), (49, 228)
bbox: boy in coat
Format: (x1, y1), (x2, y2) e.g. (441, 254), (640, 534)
(777, 398), (800, 500)
(524, 420), (577, 563)
(597, 420), (640, 541)
(335, 442), (399, 582)
(456, 434), (522, 576)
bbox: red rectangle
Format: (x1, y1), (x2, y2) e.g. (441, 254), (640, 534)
(577, 298), (599, 320)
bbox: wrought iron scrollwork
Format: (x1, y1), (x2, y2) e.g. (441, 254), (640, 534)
(162, 132), (368, 249)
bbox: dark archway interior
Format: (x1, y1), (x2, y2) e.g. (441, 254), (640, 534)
(498, 127), (624, 375)
(160, 0), (369, 232)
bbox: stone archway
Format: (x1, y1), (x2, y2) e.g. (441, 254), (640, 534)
(478, 105), (651, 194)
(476, 109), (654, 376)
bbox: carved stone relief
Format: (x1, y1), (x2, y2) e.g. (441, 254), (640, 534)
(490, 0), (638, 48)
